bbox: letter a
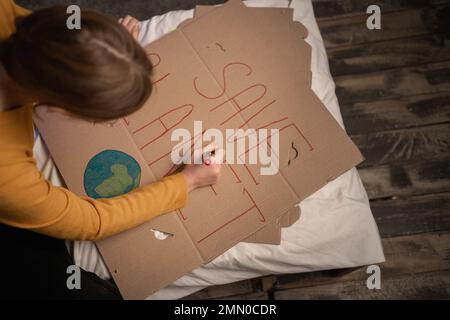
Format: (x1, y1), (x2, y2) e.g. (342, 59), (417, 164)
(66, 5), (81, 30)
(366, 265), (381, 289)
(366, 5), (381, 30)
(66, 265), (81, 290)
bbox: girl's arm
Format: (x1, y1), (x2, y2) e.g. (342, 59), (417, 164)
(0, 105), (190, 240)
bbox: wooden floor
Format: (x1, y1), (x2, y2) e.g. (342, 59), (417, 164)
(19, 0), (450, 299)
(185, 0), (450, 300)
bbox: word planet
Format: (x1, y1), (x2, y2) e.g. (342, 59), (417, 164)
(83, 150), (141, 199)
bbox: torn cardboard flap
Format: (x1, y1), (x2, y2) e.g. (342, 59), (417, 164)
(243, 205), (301, 245)
(279, 205), (301, 228)
(243, 219), (281, 245)
(34, 0), (363, 299)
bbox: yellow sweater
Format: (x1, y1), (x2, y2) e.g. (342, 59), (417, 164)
(0, 0), (188, 240)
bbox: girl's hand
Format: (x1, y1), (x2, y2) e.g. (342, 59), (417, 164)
(118, 15), (140, 41)
(182, 145), (224, 192)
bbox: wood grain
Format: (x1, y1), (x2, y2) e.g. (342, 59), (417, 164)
(359, 156), (450, 199)
(313, 0), (446, 20)
(335, 61), (450, 105)
(274, 270), (450, 299)
(15, 0), (227, 19)
(271, 232), (450, 292)
(341, 92), (450, 135)
(183, 278), (261, 300)
(214, 292), (269, 300)
(328, 34), (450, 76)
(371, 193), (450, 237)
(319, 3), (449, 48)
(353, 123), (450, 168)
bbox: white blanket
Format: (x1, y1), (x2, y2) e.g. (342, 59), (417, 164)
(33, 0), (385, 300)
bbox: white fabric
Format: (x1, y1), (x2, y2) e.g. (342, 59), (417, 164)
(32, 0), (384, 300)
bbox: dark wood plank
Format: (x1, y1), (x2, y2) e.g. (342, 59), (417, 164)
(359, 156), (450, 199)
(372, 193), (450, 237)
(335, 61), (450, 105)
(312, 0), (444, 20)
(20, 0), (450, 20)
(214, 292), (269, 300)
(318, 4), (449, 49)
(353, 123), (450, 168)
(16, 0), (227, 19)
(183, 278), (260, 300)
(270, 231), (450, 292)
(328, 34), (450, 76)
(341, 92), (450, 135)
(273, 270), (450, 299)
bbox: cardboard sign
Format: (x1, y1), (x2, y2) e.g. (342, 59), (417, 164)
(194, 3), (301, 246)
(33, 0), (363, 299)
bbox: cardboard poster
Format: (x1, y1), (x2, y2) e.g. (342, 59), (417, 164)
(33, 0), (363, 299)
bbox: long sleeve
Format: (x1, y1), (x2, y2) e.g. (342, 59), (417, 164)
(0, 0), (30, 39)
(0, 105), (188, 240)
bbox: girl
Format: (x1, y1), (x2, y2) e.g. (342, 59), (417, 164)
(0, 1), (221, 299)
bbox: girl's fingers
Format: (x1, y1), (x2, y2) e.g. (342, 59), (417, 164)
(210, 148), (224, 164)
(122, 15), (132, 27)
(118, 16), (140, 40)
(132, 24), (140, 40)
(125, 16), (138, 29)
(202, 143), (217, 155)
(128, 19), (138, 31)
(201, 143), (223, 165)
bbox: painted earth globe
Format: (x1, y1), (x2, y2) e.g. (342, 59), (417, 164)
(84, 150), (141, 199)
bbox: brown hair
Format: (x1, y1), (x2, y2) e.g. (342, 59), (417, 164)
(0, 6), (153, 120)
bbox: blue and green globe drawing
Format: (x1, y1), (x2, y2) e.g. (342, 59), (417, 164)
(83, 150), (141, 199)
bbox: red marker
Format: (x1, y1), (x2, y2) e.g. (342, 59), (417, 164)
(202, 149), (215, 166)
